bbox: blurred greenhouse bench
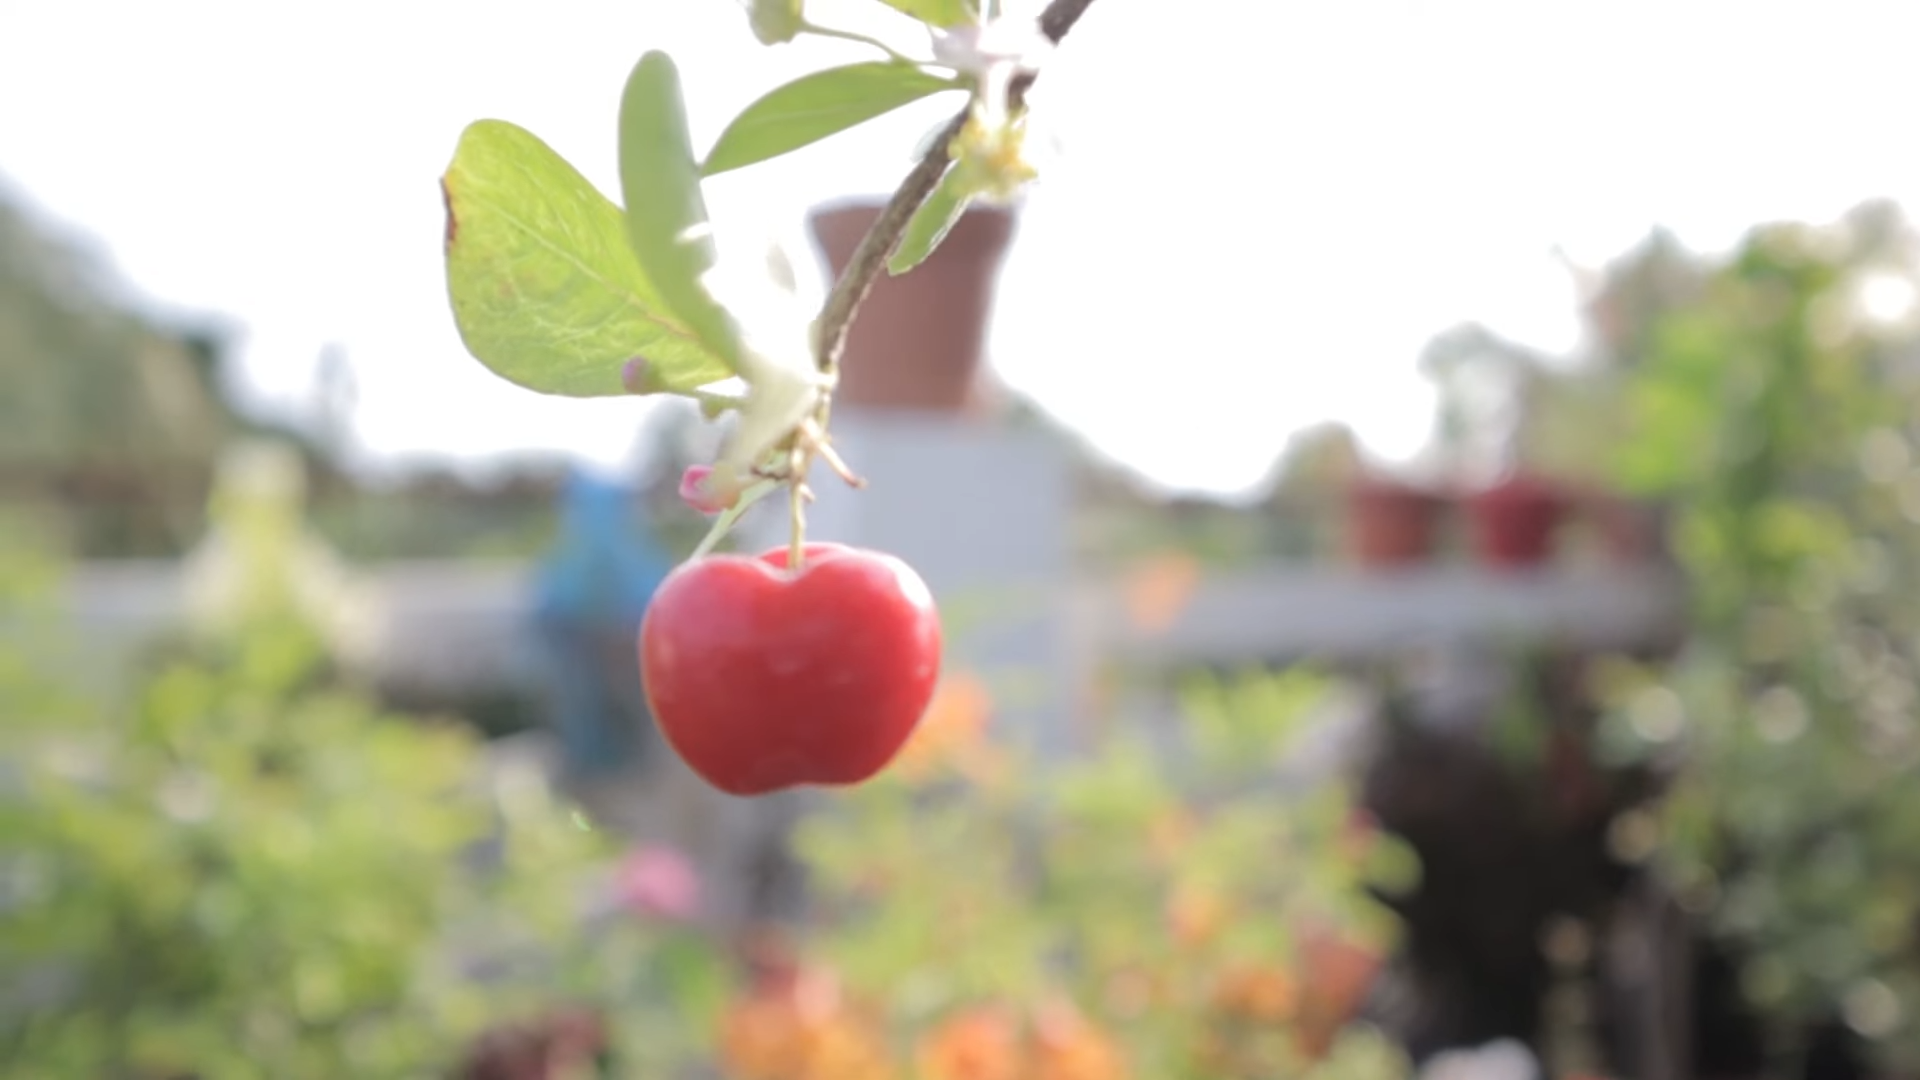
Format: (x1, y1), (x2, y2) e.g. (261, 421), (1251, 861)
(54, 556), (1690, 942)
(62, 559), (1688, 697)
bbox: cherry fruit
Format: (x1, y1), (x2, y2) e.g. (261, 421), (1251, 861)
(639, 543), (942, 796)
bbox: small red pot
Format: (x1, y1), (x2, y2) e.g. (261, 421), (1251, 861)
(1346, 477), (1447, 569)
(1465, 474), (1569, 569)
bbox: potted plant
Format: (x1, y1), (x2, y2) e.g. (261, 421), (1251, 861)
(1417, 324), (1585, 571)
(808, 199), (1018, 417)
(1463, 470), (1570, 570)
(1345, 473), (1448, 569)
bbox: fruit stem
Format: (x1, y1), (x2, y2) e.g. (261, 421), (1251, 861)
(787, 445), (808, 570)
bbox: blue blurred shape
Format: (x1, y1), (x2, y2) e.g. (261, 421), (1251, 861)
(529, 468), (675, 777)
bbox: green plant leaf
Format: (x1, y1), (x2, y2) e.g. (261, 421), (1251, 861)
(871, 0), (977, 29)
(441, 120), (734, 398)
(888, 163), (972, 275)
(702, 62), (960, 178)
(618, 50), (744, 367)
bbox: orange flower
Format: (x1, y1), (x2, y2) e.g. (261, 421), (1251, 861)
(1122, 552), (1200, 636)
(894, 671), (997, 782)
(718, 964), (853, 1080)
(1292, 927), (1383, 1062)
(1166, 885), (1228, 949)
(1208, 965), (1297, 1023)
(1029, 1001), (1128, 1080)
(719, 995), (819, 1080)
(801, 1015), (896, 1080)
(916, 1005), (1024, 1080)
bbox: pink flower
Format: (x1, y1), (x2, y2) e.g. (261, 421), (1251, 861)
(612, 845), (702, 922)
(678, 464), (739, 516)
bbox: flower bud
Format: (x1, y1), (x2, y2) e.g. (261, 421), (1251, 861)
(745, 0), (804, 45)
(679, 464), (742, 516)
(949, 110), (1038, 204)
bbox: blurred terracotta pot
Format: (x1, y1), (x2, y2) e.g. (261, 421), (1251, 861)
(808, 199), (1017, 416)
(1465, 473), (1569, 570)
(1345, 477), (1447, 569)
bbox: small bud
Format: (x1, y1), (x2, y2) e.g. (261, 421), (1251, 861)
(745, 0), (804, 45)
(948, 110), (1038, 204)
(678, 464), (740, 516)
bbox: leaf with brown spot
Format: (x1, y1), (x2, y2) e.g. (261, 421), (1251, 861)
(441, 119), (734, 398)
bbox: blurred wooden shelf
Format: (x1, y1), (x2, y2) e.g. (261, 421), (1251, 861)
(62, 559), (1688, 695)
(1085, 562), (1688, 668)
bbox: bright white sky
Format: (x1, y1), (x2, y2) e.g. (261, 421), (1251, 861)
(2, 0), (1916, 496)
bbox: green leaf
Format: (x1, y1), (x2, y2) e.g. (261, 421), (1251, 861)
(441, 120), (732, 398)
(702, 62), (961, 178)
(871, 0), (977, 29)
(618, 51), (744, 367)
(888, 162), (972, 275)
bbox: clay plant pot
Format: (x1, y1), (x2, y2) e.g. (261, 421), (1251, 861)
(1345, 476), (1447, 569)
(808, 199), (1017, 416)
(1465, 473), (1570, 570)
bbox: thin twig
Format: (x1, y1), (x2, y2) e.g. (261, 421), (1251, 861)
(811, 0), (1100, 375)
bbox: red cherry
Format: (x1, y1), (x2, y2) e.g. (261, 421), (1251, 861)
(639, 542), (943, 796)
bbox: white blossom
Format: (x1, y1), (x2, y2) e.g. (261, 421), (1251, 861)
(694, 233), (835, 500)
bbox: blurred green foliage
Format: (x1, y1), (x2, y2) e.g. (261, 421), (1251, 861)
(1597, 201), (1920, 1070)
(0, 529), (719, 1078)
(747, 664), (1417, 1080)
